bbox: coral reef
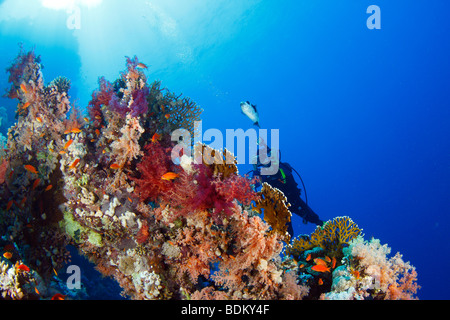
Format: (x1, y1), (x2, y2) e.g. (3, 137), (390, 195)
(0, 48), (419, 300)
(254, 182), (292, 243)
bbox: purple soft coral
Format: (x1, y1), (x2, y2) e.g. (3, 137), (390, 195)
(130, 86), (149, 117)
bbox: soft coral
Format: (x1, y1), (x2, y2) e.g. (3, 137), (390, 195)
(88, 76), (115, 127)
(132, 142), (177, 203)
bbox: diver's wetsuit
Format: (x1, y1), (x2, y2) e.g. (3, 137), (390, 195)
(253, 158), (323, 237)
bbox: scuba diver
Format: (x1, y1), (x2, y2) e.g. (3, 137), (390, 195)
(241, 100), (323, 237)
(250, 143), (323, 237)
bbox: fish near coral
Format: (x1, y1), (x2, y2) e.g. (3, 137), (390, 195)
(64, 139), (74, 150)
(16, 264), (30, 272)
(45, 184), (53, 191)
(314, 258), (327, 266)
(110, 163), (121, 170)
(20, 83), (28, 94)
(151, 132), (161, 143)
(161, 172), (179, 181)
(24, 164), (38, 174)
(137, 62), (148, 69)
(31, 178), (41, 190)
(3, 252), (12, 259)
(51, 293), (66, 300)
(69, 158), (80, 170)
(311, 264), (330, 273)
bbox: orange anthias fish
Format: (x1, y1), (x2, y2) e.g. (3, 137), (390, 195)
(161, 172), (179, 181)
(16, 264), (30, 272)
(63, 139), (74, 149)
(151, 132), (161, 143)
(69, 158), (80, 170)
(45, 185), (53, 192)
(20, 83), (28, 93)
(3, 252), (12, 259)
(314, 258), (328, 267)
(325, 256), (332, 263)
(331, 256), (337, 269)
(311, 264), (330, 273)
(6, 200), (13, 211)
(137, 62), (148, 69)
(22, 102), (30, 110)
(110, 163), (121, 170)
(51, 293), (66, 300)
(31, 178), (41, 190)
(24, 164), (38, 174)
(71, 128), (82, 134)
(164, 114), (171, 120)
(305, 253), (311, 261)
(36, 116), (43, 123)
(318, 278), (324, 285)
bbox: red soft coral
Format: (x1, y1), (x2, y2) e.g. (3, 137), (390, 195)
(88, 76), (115, 128)
(132, 142), (177, 203)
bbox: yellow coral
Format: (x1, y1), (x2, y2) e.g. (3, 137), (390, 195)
(194, 143), (238, 179)
(287, 216), (362, 258)
(254, 182), (292, 242)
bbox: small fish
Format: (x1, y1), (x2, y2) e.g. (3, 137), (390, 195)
(240, 101), (260, 128)
(64, 139), (74, 149)
(36, 117), (43, 123)
(59, 150), (67, 155)
(95, 115), (102, 120)
(83, 117), (89, 122)
(127, 197), (133, 203)
(69, 158), (80, 170)
(22, 102), (30, 110)
(299, 264), (305, 268)
(164, 114), (170, 119)
(6, 200), (13, 211)
(318, 278), (324, 285)
(314, 258), (327, 267)
(34, 287), (40, 295)
(20, 83), (28, 93)
(325, 256), (332, 263)
(71, 128), (82, 134)
(51, 293), (66, 300)
(331, 256), (337, 269)
(20, 197), (27, 207)
(161, 172), (179, 181)
(110, 163), (121, 170)
(95, 129), (100, 136)
(306, 253), (311, 261)
(90, 139), (96, 142)
(53, 268), (58, 276)
(3, 252), (12, 259)
(16, 264), (30, 272)
(64, 129), (71, 134)
(24, 164), (38, 174)
(31, 178), (41, 190)
(311, 264), (330, 273)
(137, 62), (148, 69)
(151, 132), (161, 143)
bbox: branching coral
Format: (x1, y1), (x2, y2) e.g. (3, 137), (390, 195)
(254, 182), (292, 243)
(287, 216), (362, 259)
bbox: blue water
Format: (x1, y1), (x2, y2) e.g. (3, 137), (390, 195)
(0, 0), (449, 300)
